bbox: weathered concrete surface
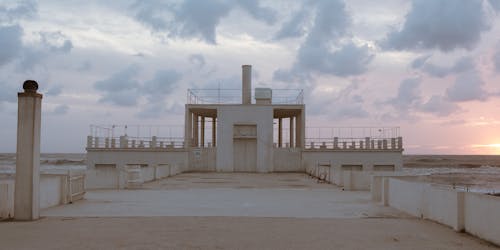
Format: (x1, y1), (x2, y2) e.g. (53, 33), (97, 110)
(2, 173), (497, 249)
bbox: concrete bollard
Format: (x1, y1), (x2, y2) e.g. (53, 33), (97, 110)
(15, 80), (42, 221)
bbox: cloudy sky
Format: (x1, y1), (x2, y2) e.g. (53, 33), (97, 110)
(1, 0), (500, 154)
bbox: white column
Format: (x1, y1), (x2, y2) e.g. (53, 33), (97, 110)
(278, 118), (282, 147)
(15, 80), (42, 221)
(193, 115), (199, 147)
(289, 117), (294, 148)
(184, 109), (192, 148)
(201, 116), (205, 148)
(212, 117), (216, 147)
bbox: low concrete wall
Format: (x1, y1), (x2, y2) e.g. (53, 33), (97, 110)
(86, 164), (174, 189)
(1, 170), (86, 219)
(188, 148), (216, 172)
(343, 171), (372, 191)
(464, 192), (500, 245)
(0, 179), (14, 218)
(380, 177), (500, 246)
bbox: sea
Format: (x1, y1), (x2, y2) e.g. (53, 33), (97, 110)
(1, 153), (500, 193)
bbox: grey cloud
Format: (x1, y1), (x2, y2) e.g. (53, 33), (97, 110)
(309, 83), (369, 119)
(411, 55), (475, 77)
(387, 78), (421, 111)
(77, 61), (91, 72)
(0, 0), (37, 23)
(489, 0), (500, 11)
(46, 85), (63, 96)
(0, 80), (18, 103)
(234, 0), (277, 25)
(420, 95), (460, 116)
(0, 25), (23, 66)
(382, 0), (491, 52)
(274, 0), (373, 80)
(94, 65), (182, 107)
(274, 9), (310, 40)
(131, 0), (276, 44)
(188, 54), (205, 68)
(94, 65), (142, 106)
(142, 69), (181, 101)
(40, 31), (73, 53)
(52, 104), (69, 115)
(446, 71), (488, 102)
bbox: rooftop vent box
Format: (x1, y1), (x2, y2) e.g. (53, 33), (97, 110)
(254, 88), (272, 104)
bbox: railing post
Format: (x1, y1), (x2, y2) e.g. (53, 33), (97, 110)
(94, 137), (100, 148)
(365, 137), (370, 149)
(151, 136), (157, 148)
(398, 137), (403, 149)
(87, 136), (93, 148)
(391, 138), (396, 149)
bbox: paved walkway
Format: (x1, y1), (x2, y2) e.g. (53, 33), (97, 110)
(1, 173), (497, 249)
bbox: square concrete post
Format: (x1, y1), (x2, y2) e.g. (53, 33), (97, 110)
(184, 108), (192, 148)
(212, 117), (216, 147)
(201, 116), (205, 148)
(193, 114), (199, 147)
(15, 80), (42, 221)
(278, 118), (282, 148)
(289, 116), (294, 148)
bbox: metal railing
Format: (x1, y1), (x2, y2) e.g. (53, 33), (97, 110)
(187, 88), (304, 104)
(87, 136), (185, 149)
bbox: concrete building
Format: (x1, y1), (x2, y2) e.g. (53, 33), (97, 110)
(86, 65), (403, 188)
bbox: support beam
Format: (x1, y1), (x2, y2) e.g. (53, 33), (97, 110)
(15, 80), (42, 221)
(200, 116), (205, 147)
(212, 117), (216, 147)
(278, 118), (282, 148)
(289, 116), (294, 148)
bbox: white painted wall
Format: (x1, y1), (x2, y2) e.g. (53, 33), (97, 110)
(39, 175), (62, 209)
(464, 192), (500, 245)
(216, 105), (274, 172)
(380, 177), (500, 245)
(273, 148), (302, 172)
(0, 179), (14, 218)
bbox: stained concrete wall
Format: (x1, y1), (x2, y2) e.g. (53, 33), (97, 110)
(273, 148), (302, 172)
(302, 151), (403, 185)
(188, 148), (216, 172)
(464, 192), (500, 245)
(378, 177), (500, 246)
(216, 105), (274, 172)
(86, 164), (173, 189)
(1, 172), (85, 219)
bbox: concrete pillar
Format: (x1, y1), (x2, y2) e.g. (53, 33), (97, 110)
(397, 136), (403, 149)
(201, 116), (205, 148)
(104, 138), (109, 148)
(278, 118), (282, 147)
(360, 140), (364, 149)
(212, 117), (216, 147)
(383, 139), (388, 149)
(289, 117), (294, 148)
(184, 109), (192, 148)
(151, 136), (157, 148)
(193, 114), (199, 147)
(87, 136), (93, 148)
(365, 137), (370, 149)
(120, 136), (128, 148)
(333, 137), (339, 149)
(15, 80), (42, 221)
(391, 138), (396, 149)
(242, 65), (251, 104)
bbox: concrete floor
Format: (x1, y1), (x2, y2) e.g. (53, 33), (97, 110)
(43, 173), (405, 218)
(1, 173), (497, 249)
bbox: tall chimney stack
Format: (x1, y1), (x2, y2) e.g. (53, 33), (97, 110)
(242, 65), (251, 104)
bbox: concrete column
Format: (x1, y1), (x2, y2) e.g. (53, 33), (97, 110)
(299, 110), (305, 147)
(87, 136), (93, 148)
(397, 136), (403, 149)
(333, 137), (338, 149)
(184, 109), (192, 148)
(242, 65), (252, 104)
(289, 117), (294, 148)
(365, 137), (370, 149)
(201, 116), (205, 148)
(193, 115), (199, 147)
(391, 138), (396, 149)
(278, 118), (282, 147)
(212, 117), (216, 147)
(15, 80), (42, 221)
(151, 136), (157, 148)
